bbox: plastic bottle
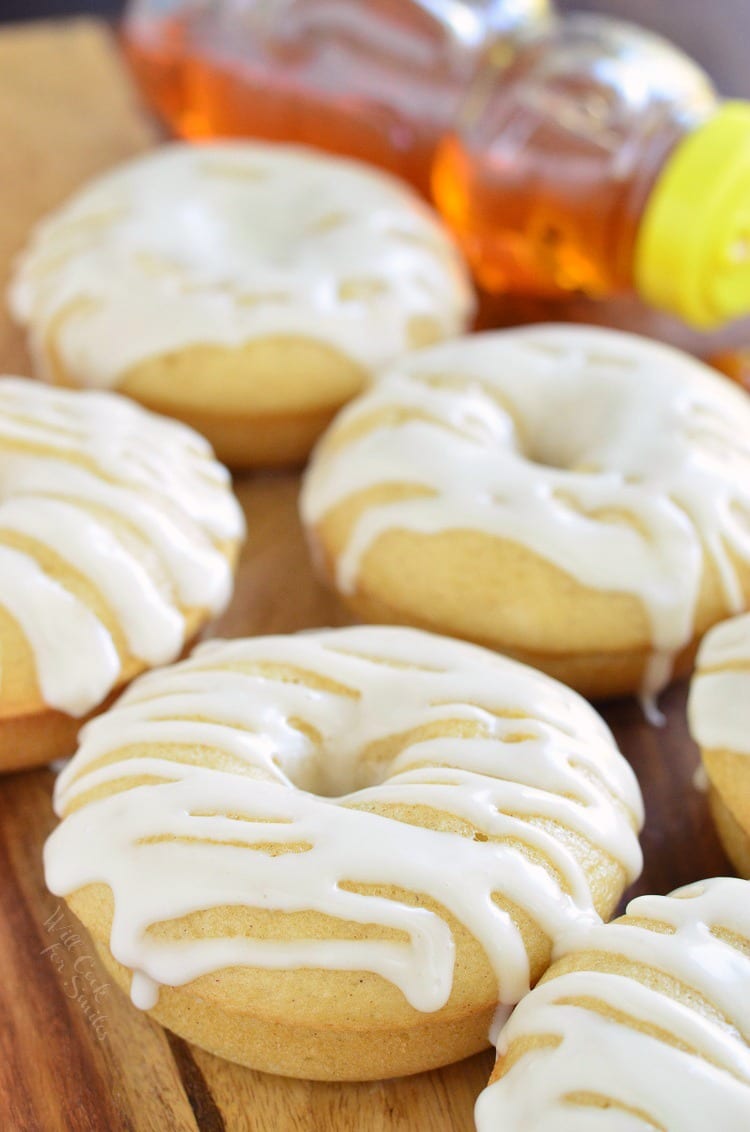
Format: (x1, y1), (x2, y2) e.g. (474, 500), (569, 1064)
(432, 13), (750, 328)
(123, 0), (552, 196)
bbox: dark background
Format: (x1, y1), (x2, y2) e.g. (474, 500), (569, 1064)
(0, 1), (749, 96)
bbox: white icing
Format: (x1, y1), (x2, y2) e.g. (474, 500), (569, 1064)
(489, 1001), (514, 1046)
(130, 972), (160, 1011)
(689, 613), (750, 756)
(44, 626), (643, 1015)
(9, 142), (473, 387)
(301, 325), (750, 701)
(694, 612), (750, 669)
(475, 877), (750, 1131)
(0, 377), (243, 716)
(637, 692), (666, 729)
(693, 763), (710, 793)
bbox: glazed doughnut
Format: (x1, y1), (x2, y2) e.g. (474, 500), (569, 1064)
(688, 613), (750, 877)
(301, 323), (750, 703)
(476, 877), (750, 1130)
(9, 142), (473, 468)
(0, 376), (243, 773)
(44, 626), (643, 1080)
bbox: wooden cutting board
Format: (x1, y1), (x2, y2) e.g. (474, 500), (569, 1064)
(0, 20), (731, 1132)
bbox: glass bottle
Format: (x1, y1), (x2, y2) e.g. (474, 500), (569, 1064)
(123, 0), (552, 196)
(432, 13), (750, 328)
(711, 345), (750, 391)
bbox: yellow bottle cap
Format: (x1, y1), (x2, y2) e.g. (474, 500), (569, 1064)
(635, 102), (750, 329)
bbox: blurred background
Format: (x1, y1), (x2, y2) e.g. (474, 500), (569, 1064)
(1, 0), (748, 96)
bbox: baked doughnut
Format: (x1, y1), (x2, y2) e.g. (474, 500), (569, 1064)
(301, 323), (750, 703)
(9, 142), (474, 468)
(0, 376), (243, 773)
(476, 877), (750, 1130)
(44, 626), (643, 1080)
(688, 613), (750, 877)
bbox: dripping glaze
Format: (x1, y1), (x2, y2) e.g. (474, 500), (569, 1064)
(476, 877), (750, 1131)
(0, 377), (243, 716)
(302, 324), (750, 701)
(45, 626), (643, 1013)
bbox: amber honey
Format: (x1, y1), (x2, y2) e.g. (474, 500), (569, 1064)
(430, 17), (711, 301)
(124, 8), (750, 327)
(712, 348), (750, 393)
(123, 3), (503, 196)
(433, 103), (686, 298)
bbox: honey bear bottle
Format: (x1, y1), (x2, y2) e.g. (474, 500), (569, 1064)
(124, 0), (552, 196)
(432, 13), (750, 328)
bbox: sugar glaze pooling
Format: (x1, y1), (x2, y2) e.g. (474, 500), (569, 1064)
(45, 627), (643, 1013)
(302, 324), (750, 701)
(476, 878), (750, 1131)
(0, 377), (243, 715)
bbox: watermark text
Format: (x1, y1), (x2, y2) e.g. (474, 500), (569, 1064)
(41, 905), (109, 1042)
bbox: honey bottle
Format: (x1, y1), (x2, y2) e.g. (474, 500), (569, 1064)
(123, 0), (552, 197)
(712, 345), (750, 391)
(432, 13), (750, 328)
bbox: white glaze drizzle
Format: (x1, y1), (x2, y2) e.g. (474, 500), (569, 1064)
(0, 377), (243, 716)
(301, 324), (750, 700)
(489, 1001), (514, 1046)
(475, 877), (750, 1131)
(688, 612), (750, 756)
(693, 763), (710, 793)
(9, 142), (473, 386)
(44, 626), (643, 1014)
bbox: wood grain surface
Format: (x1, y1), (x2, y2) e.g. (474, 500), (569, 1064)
(0, 18), (734, 1132)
